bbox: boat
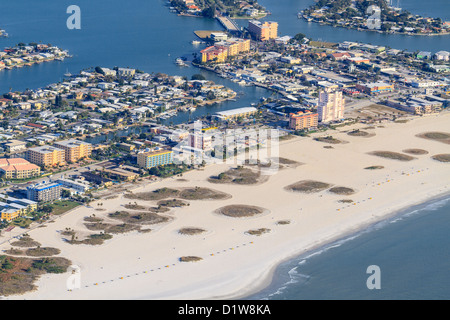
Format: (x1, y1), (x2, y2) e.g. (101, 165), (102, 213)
(191, 40), (202, 45)
(175, 58), (189, 67)
(64, 69), (72, 77)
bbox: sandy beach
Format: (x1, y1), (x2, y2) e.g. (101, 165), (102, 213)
(1, 112), (450, 300)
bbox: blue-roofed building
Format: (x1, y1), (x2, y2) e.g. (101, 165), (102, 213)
(27, 181), (62, 202)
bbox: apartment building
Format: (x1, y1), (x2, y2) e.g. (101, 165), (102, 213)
(289, 111), (319, 130)
(189, 133), (213, 151)
(0, 194), (38, 222)
(200, 46), (228, 63)
(26, 181), (62, 202)
(26, 146), (66, 167)
(317, 90), (345, 123)
(0, 158), (41, 179)
(248, 20), (278, 41)
(137, 149), (174, 169)
(53, 139), (92, 163)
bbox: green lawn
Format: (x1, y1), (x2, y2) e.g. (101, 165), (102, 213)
(48, 200), (81, 216)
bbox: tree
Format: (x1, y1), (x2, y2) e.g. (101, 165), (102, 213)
(191, 74), (206, 81)
(61, 189), (72, 198)
(95, 66), (105, 75)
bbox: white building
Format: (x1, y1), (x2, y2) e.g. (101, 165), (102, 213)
(56, 178), (91, 194)
(317, 90), (345, 123)
(434, 51), (450, 61)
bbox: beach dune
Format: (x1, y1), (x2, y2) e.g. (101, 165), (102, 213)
(1, 112), (450, 300)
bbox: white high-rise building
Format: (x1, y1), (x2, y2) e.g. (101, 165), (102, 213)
(317, 90), (345, 123)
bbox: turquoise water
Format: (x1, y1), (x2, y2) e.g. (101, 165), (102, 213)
(246, 195), (450, 300)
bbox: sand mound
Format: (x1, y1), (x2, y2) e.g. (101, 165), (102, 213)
(285, 180), (332, 193)
(402, 149), (429, 155)
(245, 228), (271, 236)
(216, 205), (266, 218)
(368, 151), (415, 161)
(209, 167), (264, 185)
(109, 211), (170, 225)
(328, 187), (356, 195)
(25, 247), (61, 257)
(416, 132), (450, 145)
(432, 154), (450, 163)
(314, 136), (343, 144)
(178, 228), (206, 235)
(179, 256), (203, 262)
(10, 236), (41, 248)
(347, 129), (374, 137)
(125, 187), (231, 201)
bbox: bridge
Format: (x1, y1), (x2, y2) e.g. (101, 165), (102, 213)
(216, 16), (241, 35)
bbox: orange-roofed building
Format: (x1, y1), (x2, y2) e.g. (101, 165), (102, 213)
(200, 46), (228, 63)
(0, 158), (41, 180)
(289, 111), (319, 130)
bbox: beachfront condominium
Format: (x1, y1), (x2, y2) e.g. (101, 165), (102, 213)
(289, 111), (319, 130)
(53, 139), (92, 163)
(201, 38), (251, 63)
(137, 149), (174, 169)
(26, 146), (66, 167)
(189, 133), (212, 151)
(221, 38), (251, 57)
(26, 181), (62, 202)
(317, 90), (345, 123)
(248, 20), (278, 41)
(0, 194), (38, 222)
(0, 158), (41, 180)
(200, 46), (228, 63)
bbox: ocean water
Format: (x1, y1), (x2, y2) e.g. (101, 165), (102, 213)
(246, 195), (450, 300)
(0, 0), (449, 300)
(0, 0), (449, 96)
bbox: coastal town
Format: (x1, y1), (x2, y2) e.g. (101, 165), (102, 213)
(0, 12), (448, 230)
(169, 0), (268, 19)
(300, 0), (450, 35)
(0, 43), (70, 70)
(0, 0), (449, 301)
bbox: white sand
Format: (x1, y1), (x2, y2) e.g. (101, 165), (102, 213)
(1, 112), (450, 300)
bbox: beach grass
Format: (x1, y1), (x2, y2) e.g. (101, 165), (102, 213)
(179, 256), (203, 262)
(368, 151), (415, 161)
(314, 136), (342, 144)
(285, 180), (332, 193)
(25, 247), (61, 257)
(178, 228), (206, 235)
(416, 132), (450, 144)
(328, 187), (356, 195)
(403, 149), (429, 155)
(245, 228), (271, 236)
(431, 154), (450, 163)
(216, 205), (265, 218)
(10, 236), (41, 248)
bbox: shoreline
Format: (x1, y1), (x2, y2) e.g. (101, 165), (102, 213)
(1, 113), (450, 300)
(230, 190), (450, 300)
(301, 17), (450, 37)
